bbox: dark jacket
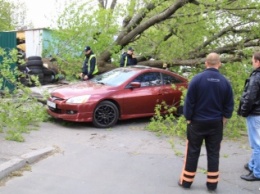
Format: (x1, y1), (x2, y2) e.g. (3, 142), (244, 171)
(238, 68), (260, 117)
(120, 52), (137, 67)
(82, 51), (97, 79)
(184, 68), (234, 122)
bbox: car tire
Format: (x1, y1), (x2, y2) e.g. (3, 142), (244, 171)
(43, 67), (56, 76)
(27, 60), (43, 67)
(43, 74), (55, 85)
(28, 73), (44, 86)
(93, 101), (119, 128)
(18, 76), (30, 86)
(28, 67), (44, 74)
(17, 64), (27, 72)
(27, 56), (42, 61)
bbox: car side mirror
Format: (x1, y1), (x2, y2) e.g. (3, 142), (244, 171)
(130, 82), (141, 88)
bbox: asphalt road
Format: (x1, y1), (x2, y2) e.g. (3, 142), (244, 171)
(0, 118), (259, 194)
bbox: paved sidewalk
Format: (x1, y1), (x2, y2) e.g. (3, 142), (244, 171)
(0, 122), (259, 193)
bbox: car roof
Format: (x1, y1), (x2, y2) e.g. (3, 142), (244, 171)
(127, 65), (160, 70)
(124, 65), (188, 80)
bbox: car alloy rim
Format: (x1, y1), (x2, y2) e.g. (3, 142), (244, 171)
(95, 104), (116, 126)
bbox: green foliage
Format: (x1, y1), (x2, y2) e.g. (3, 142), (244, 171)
(0, 48), (48, 142)
(219, 60), (251, 138)
(132, 0), (260, 63)
(0, 0), (27, 30)
(146, 84), (187, 138)
(0, 0), (14, 30)
(45, 1), (122, 79)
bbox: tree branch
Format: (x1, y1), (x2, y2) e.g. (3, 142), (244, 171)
(110, 0), (117, 10)
(98, 0), (105, 9)
(118, 0), (196, 46)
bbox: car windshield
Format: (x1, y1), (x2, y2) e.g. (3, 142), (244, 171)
(91, 68), (137, 86)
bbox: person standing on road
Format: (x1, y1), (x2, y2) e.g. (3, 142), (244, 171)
(178, 53), (234, 191)
(238, 52), (260, 181)
(120, 47), (137, 67)
(80, 46), (99, 80)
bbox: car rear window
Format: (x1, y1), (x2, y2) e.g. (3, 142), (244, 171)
(162, 73), (183, 84)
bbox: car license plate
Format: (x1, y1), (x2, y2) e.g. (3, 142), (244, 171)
(47, 100), (56, 108)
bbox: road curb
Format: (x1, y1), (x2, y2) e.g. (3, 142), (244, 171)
(0, 146), (55, 180)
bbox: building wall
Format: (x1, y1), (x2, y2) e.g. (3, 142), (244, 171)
(0, 32), (17, 92)
(1, 28), (53, 58)
(25, 28), (53, 58)
(42, 29), (53, 58)
(25, 29), (43, 57)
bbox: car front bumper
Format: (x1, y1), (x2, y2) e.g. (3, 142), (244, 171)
(47, 99), (94, 122)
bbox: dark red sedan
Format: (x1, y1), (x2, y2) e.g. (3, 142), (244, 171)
(47, 65), (188, 128)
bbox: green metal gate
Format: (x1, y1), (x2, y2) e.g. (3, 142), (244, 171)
(0, 32), (17, 92)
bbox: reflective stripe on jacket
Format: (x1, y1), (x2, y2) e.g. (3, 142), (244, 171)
(88, 54), (99, 75)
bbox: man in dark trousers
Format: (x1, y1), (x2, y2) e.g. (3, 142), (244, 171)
(238, 52), (260, 181)
(80, 46), (99, 80)
(120, 47), (137, 67)
(178, 53), (234, 191)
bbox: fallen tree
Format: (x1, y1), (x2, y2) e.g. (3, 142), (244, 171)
(47, 0), (260, 74)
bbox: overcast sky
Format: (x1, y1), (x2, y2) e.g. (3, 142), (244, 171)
(19, 0), (68, 28)
(17, 0), (122, 28)
(24, 0), (60, 28)
(18, 0), (104, 28)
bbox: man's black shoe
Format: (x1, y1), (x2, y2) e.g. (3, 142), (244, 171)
(240, 172), (260, 181)
(207, 188), (216, 193)
(178, 181), (190, 189)
(244, 163), (252, 172)
(207, 183), (217, 193)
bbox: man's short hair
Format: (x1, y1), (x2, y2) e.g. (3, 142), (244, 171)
(206, 53), (220, 66)
(253, 52), (260, 61)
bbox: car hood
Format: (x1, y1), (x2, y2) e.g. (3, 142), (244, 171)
(51, 81), (115, 99)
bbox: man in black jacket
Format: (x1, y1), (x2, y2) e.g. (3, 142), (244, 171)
(80, 46), (99, 80)
(178, 53), (234, 191)
(238, 52), (260, 181)
(120, 47), (137, 67)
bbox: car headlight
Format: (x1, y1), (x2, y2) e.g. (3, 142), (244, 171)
(66, 95), (91, 104)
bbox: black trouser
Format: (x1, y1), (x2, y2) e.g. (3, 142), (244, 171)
(179, 120), (223, 190)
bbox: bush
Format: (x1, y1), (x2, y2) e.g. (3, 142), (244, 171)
(0, 48), (48, 142)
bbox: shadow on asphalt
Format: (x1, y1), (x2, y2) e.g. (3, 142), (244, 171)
(47, 117), (152, 130)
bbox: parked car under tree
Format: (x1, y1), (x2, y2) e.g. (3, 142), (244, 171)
(47, 65), (188, 128)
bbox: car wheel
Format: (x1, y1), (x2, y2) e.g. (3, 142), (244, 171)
(28, 67), (44, 74)
(27, 60), (43, 67)
(93, 101), (119, 128)
(27, 56), (42, 61)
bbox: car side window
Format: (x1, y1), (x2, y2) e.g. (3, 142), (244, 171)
(133, 72), (161, 87)
(162, 73), (182, 85)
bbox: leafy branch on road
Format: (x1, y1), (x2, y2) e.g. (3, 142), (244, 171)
(0, 49), (48, 142)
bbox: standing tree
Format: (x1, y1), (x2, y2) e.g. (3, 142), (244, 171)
(0, 0), (14, 30)
(0, 0), (27, 31)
